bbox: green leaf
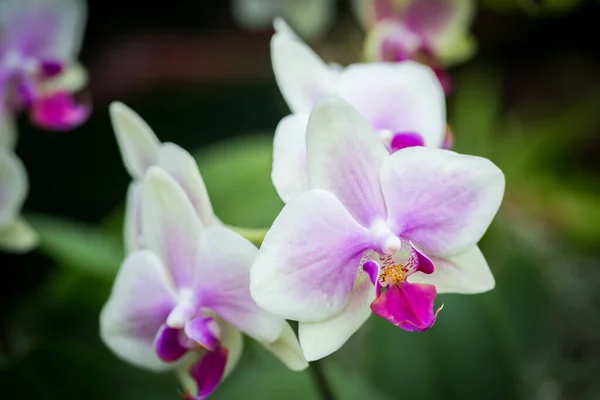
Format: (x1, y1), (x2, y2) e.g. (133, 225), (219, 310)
(193, 134), (283, 228)
(27, 213), (123, 280)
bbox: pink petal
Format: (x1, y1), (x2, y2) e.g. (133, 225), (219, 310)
(390, 132), (425, 152)
(370, 281), (441, 332)
(186, 347), (228, 400)
(29, 91), (90, 131)
(154, 324), (188, 362)
(184, 317), (220, 352)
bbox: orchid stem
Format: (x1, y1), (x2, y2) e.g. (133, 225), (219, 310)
(309, 360), (337, 400)
(227, 225), (269, 246)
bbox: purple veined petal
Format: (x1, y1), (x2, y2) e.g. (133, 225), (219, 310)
(250, 189), (372, 323)
(184, 317), (221, 352)
(141, 168), (202, 289)
(407, 244), (434, 275)
(194, 226), (283, 343)
(404, 0), (455, 40)
(154, 324), (188, 362)
(336, 61), (446, 149)
(299, 269), (376, 361)
(271, 113), (311, 203)
(0, 0), (87, 60)
(29, 91), (90, 131)
(390, 132), (425, 152)
(186, 346), (228, 400)
(370, 281), (442, 332)
(409, 245), (495, 294)
(271, 19), (338, 114)
(156, 143), (218, 227)
(381, 147), (505, 257)
(306, 96), (388, 227)
(100, 250), (177, 371)
(109, 102), (161, 179)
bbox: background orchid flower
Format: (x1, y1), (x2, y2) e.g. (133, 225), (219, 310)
(270, 18), (447, 202)
(232, 0), (337, 40)
(110, 102), (221, 253)
(0, 0), (89, 143)
(251, 96), (504, 361)
(0, 147), (38, 252)
(101, 168), (307, 399)
(363, 0), (477, 92)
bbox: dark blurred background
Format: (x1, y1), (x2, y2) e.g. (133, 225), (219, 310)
(1, 1), (600, 399)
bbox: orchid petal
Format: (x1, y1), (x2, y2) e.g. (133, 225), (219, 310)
(176, 322), (242, 399)
(0, 0), (87, 60)
(184, 317), (220, 351)
(370, 281), (441, 332)
(100, 250), (177, 371)
(157, 143), (217, 226)
(250, 189), (372, 322)
(141, 168), (202, 289)
(271, 113), (310, 202)
(263, 322), (308, 371)
(187, 346), (228, 400)
(154, 324), (188, 362)
(39, 63), (88, 94)
(0, 148), (27, 227)
(123, 182), (142, 253)
(271, 19), (337, 113)
(380, 147), (505, 257)
(195, 226), (283, 343)
(390, 132), (425, 152)
(409, 246), (495, 294)
(110, 102), (161, 179)
(336, 62), (445, 148)
(299, 270), (375, 361)
(0, 217), (38, 252)
(306, 96), (388, 227)
(29, 91), (90, 131)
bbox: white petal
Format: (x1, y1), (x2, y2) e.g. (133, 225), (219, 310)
(262, 322), (308, 371)
(250, 189), (372, 323)
(336, 61), (446, 148)
(271, 20), (338, 113)
(100, 250), (177, 372)
(409, 246), (495, 294)
(299, 270), (374, 361)
(110, 102), (160, 179)
(123, 182), (142, 253)
(271, 113), (311, 202)
(0, 0), (87, 60)
(380, 147), (505, 257)
(194, 226), (284, 343)
(0, 217), (38, 253)
(307, 96), (388, 227)
(142, 167), (202, 289)
(157, 143), (218, 227)
(0, 148), (27, 227)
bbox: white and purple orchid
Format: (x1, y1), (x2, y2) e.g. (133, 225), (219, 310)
(270, 19), (449, 202)
(109, 102), (221, 254)
(102, 103), (307, 398)
(100, 168), (307, 399)
(363, 0), (477, 92)
(0, 0), (89, 146)
(0, 147), (37, 252)
(250, 96), (504, 361)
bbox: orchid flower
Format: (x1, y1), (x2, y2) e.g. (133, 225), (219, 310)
(363, 0), (477, 92)
(250, 96), (504, 361)
(270, 18), (449, 202)
(0, 0), (89, 146)
(101, 168), (307, 399)
(110, 102), (221, 253)
(0, 147), (38, 252)
(232, 0), (337, 40)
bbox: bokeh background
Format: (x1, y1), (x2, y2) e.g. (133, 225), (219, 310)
(1, 0), (600, 399)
